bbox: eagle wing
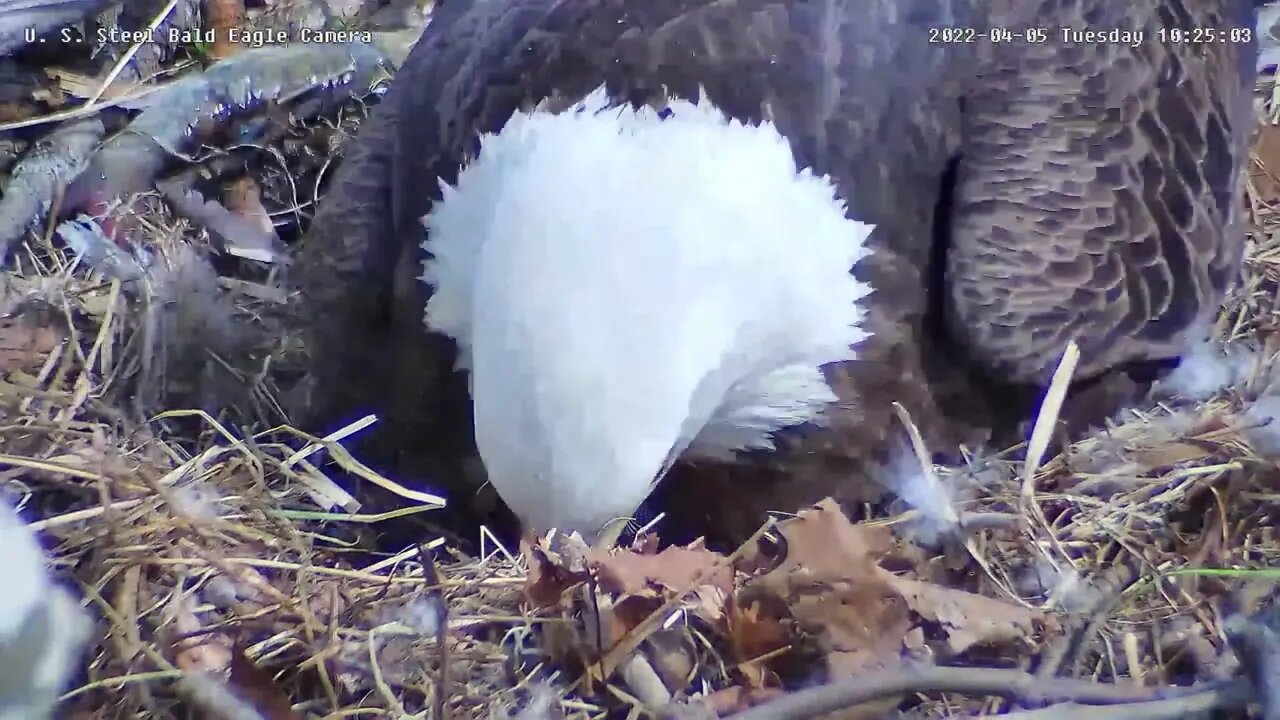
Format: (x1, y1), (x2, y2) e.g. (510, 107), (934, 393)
(946, 0), (1257, 386)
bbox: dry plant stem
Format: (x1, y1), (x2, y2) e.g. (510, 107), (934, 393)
(1067, 564), (1142, 680)
(581, 562), (672, 709)
(956, 511), (1023, 534)
(890, 401), (958, 528)
(0, 85), (167, 133)
(892, 402), (1027, 606)
(87, 0), (179, 106)
(620, 653), (673, 709)
(419, 545), (449, 720)
(723, 667), (1238, 720)
(1020, 340), (1079, 568)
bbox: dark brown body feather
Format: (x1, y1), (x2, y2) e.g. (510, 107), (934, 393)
(289, 0), (1259, 545)
(950, 0), (1257, 385)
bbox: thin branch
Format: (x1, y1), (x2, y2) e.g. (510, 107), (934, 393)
(990, 680), (1251, 720)
(723, 666), (1246, 720)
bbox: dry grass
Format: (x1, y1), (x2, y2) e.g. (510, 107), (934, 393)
(0, 212), (597, 718)
(3, 48), (1280, 720)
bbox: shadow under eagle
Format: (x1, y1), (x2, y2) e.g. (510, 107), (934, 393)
(285, 0), (1261, 547)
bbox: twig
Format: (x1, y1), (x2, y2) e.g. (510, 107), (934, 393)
(724, 666), (1240, 720)
(0, 74), (167, 133)
(1035, 562), (1137, 681)
(85, 0), (179, 107)
(988, 679), (1251, 719)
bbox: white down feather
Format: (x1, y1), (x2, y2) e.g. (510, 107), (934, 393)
(420, 86), (876, 536)
(0, 497), (90, 720)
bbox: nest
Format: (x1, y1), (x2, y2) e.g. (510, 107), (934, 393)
(3, 186), (1279, 720)
(4, 26), (1280, 720)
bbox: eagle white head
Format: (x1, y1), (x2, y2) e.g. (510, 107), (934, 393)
(420, 87), (876, 539)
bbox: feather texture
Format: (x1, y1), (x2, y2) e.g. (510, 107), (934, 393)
(289, 0), (1262, 545)
(421, 88), (874, 535)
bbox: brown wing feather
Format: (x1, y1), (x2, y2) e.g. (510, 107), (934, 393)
(286, 98), (398, 424)
(946, 0), (1256, 386)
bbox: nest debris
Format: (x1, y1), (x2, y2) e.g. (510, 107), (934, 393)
(0, 238), (567, 718)
(4, 14), (1280, 720)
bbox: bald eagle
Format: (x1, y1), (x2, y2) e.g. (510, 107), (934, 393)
(291, 0), (1260, 543)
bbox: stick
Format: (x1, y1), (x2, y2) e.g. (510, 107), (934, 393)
(724, 666), (1243, 720)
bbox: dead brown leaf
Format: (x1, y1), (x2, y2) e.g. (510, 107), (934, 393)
(726, 599), (790, 662)
(747, 500), (910, 676)
(587, 542), (733, 598)
(688, 582), (730, 624)
(606, 594), (663, 640)
(890, 577), (1039, 655)
(745, 498), (1040, 679)
(522, 540), (590, 609)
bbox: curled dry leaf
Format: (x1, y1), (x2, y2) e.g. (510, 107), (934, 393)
(891, 578), (1039, 655)
(747, 499), (911, 676)
(745, 498), (1040, 678)
(526, 534), (734, 622)
(523, 542), (590, 609)
(587, 540), (735, 641)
